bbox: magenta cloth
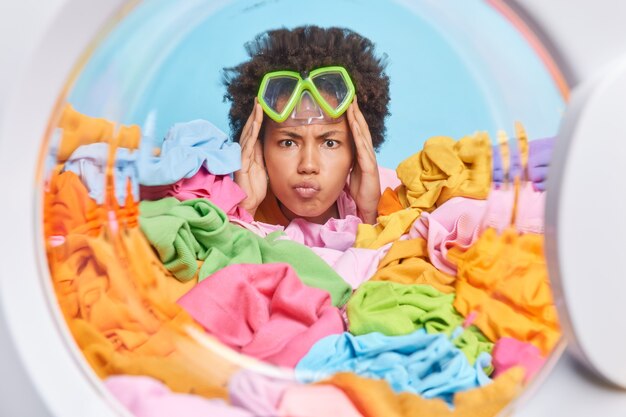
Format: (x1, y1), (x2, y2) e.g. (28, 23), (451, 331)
(277, 385), (364, 417)
(104, 375), (253, 417)
(492, 337), (546, 383)
(409, 197), (487, 275)
(228, 370), (294, 416)
(515, 182), (545, 234)
(312, 245), (391, 289)
(139, 166), (253, 222)
(284, 214), (361, 251)
(177, 263), (345, 368)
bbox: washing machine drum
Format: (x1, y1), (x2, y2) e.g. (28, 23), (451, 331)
(8, 0), (623, 416)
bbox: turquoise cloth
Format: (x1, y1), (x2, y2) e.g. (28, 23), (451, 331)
(295, 329), (492, 404)
(139, 197), (351, 306)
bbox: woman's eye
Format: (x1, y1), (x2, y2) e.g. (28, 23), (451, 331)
(279, 139), (295, 147)
(324, 139), (338, 148)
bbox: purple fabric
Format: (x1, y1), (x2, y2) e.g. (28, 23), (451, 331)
(491, 141), (522, 187)
(528, 137), (555, 191)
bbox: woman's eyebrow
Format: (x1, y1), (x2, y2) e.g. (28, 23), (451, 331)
(280, 131), (303, 139)
(317, 130), (343, 139)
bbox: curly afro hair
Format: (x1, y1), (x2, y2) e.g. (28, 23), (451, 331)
(222, 25), (390, 150)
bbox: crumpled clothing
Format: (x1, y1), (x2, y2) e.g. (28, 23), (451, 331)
(527, 137), (554, 191)
(104, 375), (253, 417)
(312, 245), (390, 289)
(140, 166), (252, 222)
(409, 197), (487, 275)
(177, 263), (345, 368)
(295, 329), (492, 404)
(370, 238), (456, 294)
(63, 142), (139, 206)
(356, 134), (492, 249)
(347, 281), (493, 366)
(492, 337), (546, 383)
(56, 104), (116, 161)
(138, 119), (241, 186)
(284, 215), (361, 251)
(319, 367), (524, 417)
(481, 185), (515, 234)
(448, 228), (560, 355)
(228, 370), (294, 416)
(515, 181), (545, 234)
(49, 227), (231, 398)
(139, 197), (351, 306)
(44, 171), (106, 238)
(491, 140), (522, 187)
(278, 385), (365, 417)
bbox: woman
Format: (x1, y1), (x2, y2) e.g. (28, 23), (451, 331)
(223, 25), (391, 226)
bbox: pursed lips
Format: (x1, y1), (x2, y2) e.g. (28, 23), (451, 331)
(292, 181), (321, 198)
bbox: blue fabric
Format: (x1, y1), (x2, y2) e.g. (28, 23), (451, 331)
(63, 142), (138, 206)
(295, 329), (492, 404)
(137, 119), (241, 186)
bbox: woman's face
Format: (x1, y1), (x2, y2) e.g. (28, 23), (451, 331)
(263, 118), (354, 224)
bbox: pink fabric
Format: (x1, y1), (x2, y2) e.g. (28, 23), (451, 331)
(104, 375), (252, 417)
(515, 181), (545, 234)
(337, 186), (358, 218)
(277, 385), (364, 417)
(177, 263), (345, 368)
(312, 245), (391, 289)
(378, 165), (402, 193)
(492, 337), (546, 383)
(230, 217), (285, 237)
(284, 215), (361, 251)
(482, 184), (515, 234)
(228, 370), (295, 416)
(140, 166), (253, 222)
(409, 197), (487, 275)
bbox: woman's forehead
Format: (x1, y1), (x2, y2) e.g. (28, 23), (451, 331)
(267, 119), (350, 136)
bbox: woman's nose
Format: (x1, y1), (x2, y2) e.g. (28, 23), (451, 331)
(297, 145), (320, 175)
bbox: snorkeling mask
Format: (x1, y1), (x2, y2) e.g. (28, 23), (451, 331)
(257, 66), (355, 125)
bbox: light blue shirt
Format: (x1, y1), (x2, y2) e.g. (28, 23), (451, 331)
(137, 119), (241, 186)
(295, 329), (492, 404)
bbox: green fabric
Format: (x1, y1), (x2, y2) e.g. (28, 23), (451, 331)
(346, 281), (493, 366)
(139, 197), (351, 306)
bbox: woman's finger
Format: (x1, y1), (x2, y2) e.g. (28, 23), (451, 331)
(240, 99), (260, 147)
(353, 96), (373, 145)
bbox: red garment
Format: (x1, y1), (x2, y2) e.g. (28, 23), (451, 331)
(177, 263), (345, 368)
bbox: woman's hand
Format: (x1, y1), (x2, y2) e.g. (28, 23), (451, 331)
(234, 99), (266, 216)
(348, 97), (381, 224)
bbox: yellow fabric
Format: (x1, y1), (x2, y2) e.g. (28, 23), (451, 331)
(355, 134), (492, 249)
(448, 228), (560, 355)
(44, 171), (107, 238)
(371, 238), (455, 294)
(56, 104), (140, 162)
(320, 367), (524, 417)
(47, 228), (222, 396)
